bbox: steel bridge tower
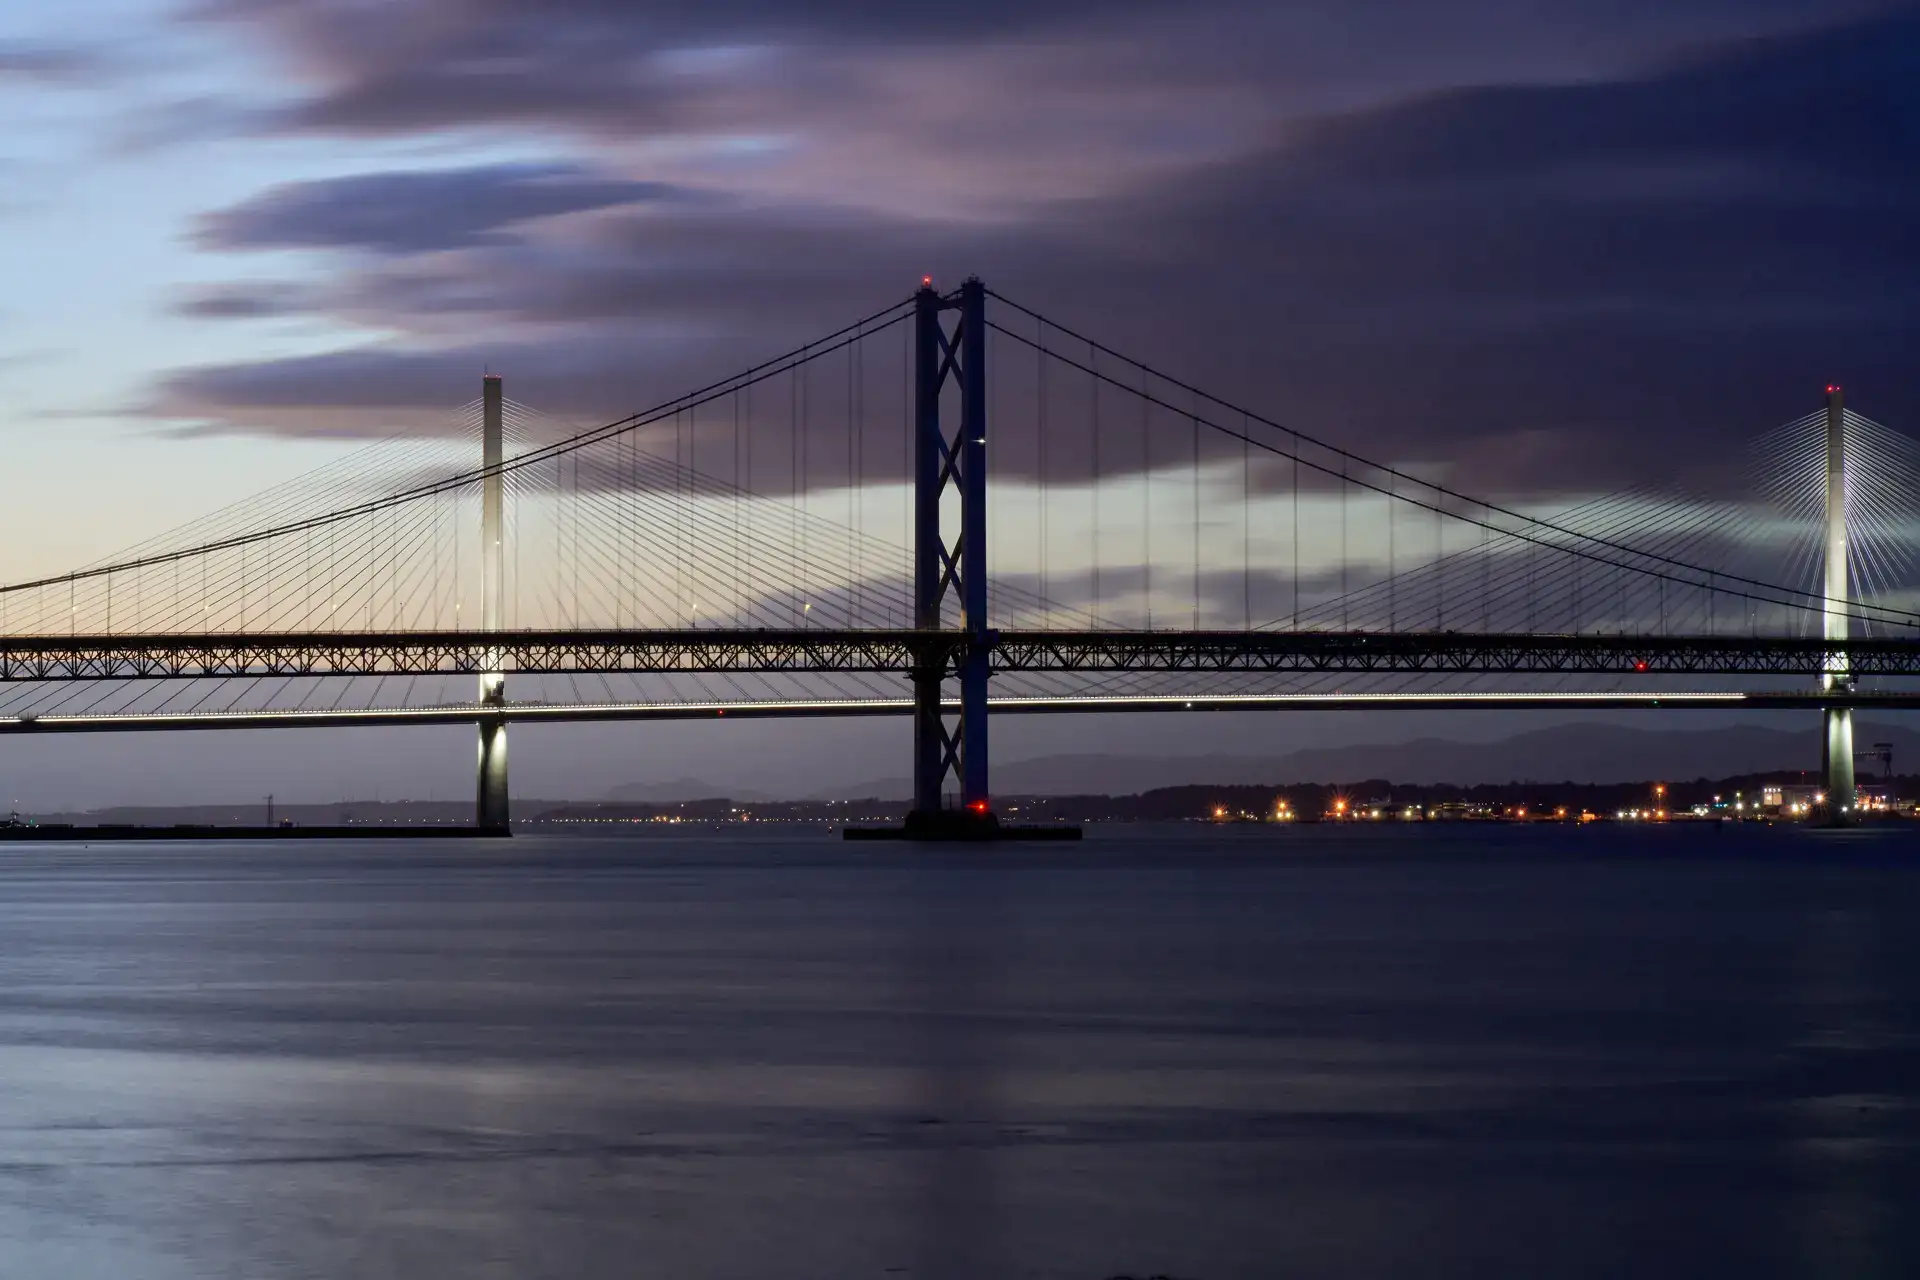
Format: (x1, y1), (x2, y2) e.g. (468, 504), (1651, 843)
(908, 278), (993, 830)
(1822, 383), (1855, 824)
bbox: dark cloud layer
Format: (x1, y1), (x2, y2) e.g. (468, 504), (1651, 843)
(195, 0), (1180, 134)
(0, 41), (100, 82)
(156, 2), (1920, 501)
(191, 0), (1888, 139)
(172, 280), (320, 319)
(195, 162), (678, 253)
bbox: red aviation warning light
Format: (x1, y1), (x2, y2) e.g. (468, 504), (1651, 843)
(921, 275), (934, 288)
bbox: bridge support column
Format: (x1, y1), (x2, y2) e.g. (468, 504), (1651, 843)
(958, 278), (990, 811)
(907, 277), (995, 834)
(1821, 383), (1854, 825)
(478, 699), (508, 830)
(477, 373), (510, 834)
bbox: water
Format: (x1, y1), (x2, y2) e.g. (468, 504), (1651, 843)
(1, 825), (1916, 1279)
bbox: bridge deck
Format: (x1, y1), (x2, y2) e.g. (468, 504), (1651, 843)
(0, 628), (1912, 681)
(3, 689), (1919, 734)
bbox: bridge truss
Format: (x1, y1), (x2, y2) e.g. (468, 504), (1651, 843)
(6, 628), (1920, 682)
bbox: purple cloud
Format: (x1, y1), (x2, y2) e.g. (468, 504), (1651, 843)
(194, 163), (680, 254)
(172, 280), (323, 319)
(0, 41), (101, 83)
(153, 4), (1920, 502)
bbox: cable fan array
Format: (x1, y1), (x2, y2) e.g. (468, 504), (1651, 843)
(986, 290), (1920, 638)
(3, 284), (1918, 726)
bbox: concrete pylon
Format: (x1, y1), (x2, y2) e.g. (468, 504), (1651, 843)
(477, 373), (510, 834)
(1821, 384), (1854, 825)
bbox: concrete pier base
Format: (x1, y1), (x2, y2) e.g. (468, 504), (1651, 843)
(1823, 703), (1855, 825)
(477, 714), (509, 834)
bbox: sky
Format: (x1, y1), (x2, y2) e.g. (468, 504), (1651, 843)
(2, 0), (1918, 805)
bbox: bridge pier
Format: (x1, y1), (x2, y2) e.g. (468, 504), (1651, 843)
(1821, 383), (1855, 825)
(477, 373), (510, 834)
(1823, 704), (1854, 823)
(477, 698), (509, 831)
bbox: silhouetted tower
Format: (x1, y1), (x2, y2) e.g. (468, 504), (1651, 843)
(909, 278), (992, 824)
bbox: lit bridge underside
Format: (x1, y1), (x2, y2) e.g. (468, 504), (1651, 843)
(5, 628), (1920, 681)
(4, 689), (1920, 734)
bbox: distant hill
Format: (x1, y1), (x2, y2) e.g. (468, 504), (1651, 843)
(828, 721), (1920, 798)
(603, 777), (773, 803)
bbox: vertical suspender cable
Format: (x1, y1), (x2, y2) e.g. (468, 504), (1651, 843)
(851, 328), (861, 625)
(552, 454), (562, 628)
(1142, 368), (1152, 629)
(688, 402), (699, 625)
(801, 351), (810, 623)
(1038, 317), (1049, 627)
(791, 357), (801, 622)
(1292, 430), (1299, 630)
(902, 321), (911, 626)
(1192, 410), (1200, 628)
(1526, 524), (1536, 633)
(1388, 470), (1396, 632)
(1340, 453), (1349, 631)
(735, 381), (744, 625)
(746, 382), (756, 625)
(676, 405), (685, 624)
(573, 450), (582, 627)
(1481, 502), (1490, 632)
(620, 410), (630, 627)
(1618, 544), (1627, 633)
(1573, 536), (1582, 632)
(1091, 339), (1101, 623)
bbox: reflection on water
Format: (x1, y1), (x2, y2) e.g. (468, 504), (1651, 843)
(1785, 902), (1902, 1279)
(1, 826), (1916, 1279)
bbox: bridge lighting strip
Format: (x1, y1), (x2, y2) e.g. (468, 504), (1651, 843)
(5, 688), (1904, 734)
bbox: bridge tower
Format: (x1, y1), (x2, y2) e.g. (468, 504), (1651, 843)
(1821, 383), (1855, 824)
(477, 373), (510, 833)
(908, 277), (993, 831)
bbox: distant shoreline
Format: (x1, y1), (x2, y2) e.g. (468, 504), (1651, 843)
(17, 765), (1910, 830)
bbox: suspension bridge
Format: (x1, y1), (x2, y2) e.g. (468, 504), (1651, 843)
(3, 279), (1913, 833)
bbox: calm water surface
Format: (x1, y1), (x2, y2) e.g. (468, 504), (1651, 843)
(1, 824), (1916, 1278)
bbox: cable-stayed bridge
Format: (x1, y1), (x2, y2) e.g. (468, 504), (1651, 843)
(3, 279), (1915, 831)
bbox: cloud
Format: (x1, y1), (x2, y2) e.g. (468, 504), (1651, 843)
(188, 0), (1174, 157)
(107, 95), (270, 154)
(1394, 13), (1913, 176)
(185, 0), (1279, 225)
(172, 280), (323, 319)
(0, 41), (101, 83)
(189, 0), (1881, 140)
(193, 162), (681, 254)
(155, 5), (1920, 503)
